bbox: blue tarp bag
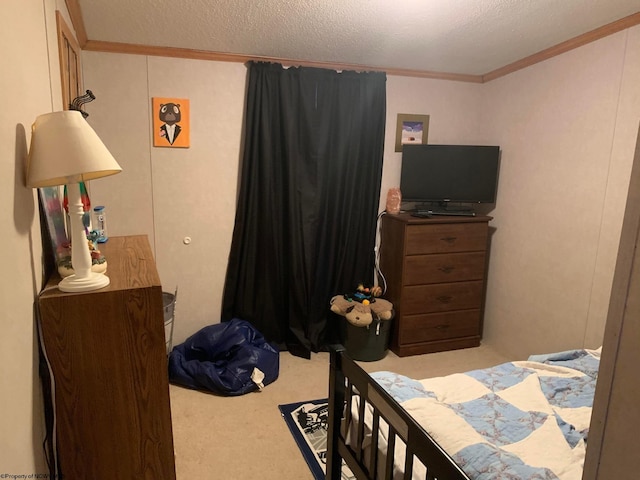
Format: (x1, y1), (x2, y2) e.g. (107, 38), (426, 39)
(168, 318), (279, 396)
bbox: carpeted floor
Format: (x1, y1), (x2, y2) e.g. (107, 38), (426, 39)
(169, 344), (511, 479)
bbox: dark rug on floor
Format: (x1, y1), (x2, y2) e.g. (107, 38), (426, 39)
(279, 399), (355, 480)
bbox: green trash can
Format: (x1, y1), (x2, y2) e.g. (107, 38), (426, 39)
(340, 316), (394, 362)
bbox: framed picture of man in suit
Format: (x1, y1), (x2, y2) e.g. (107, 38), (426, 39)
(152, 97), (190, 148)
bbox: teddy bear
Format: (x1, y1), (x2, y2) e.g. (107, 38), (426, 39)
(330, 294), (393, 327)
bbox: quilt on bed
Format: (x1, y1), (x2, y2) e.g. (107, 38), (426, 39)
(371, 348), (600, 480)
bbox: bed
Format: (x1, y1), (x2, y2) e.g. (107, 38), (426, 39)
(326, 345), (600, 480)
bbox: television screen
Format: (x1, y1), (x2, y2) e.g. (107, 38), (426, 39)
(400, 144), (500, 205)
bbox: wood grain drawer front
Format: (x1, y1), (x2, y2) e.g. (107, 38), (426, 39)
(399, 310), (481, 345)
(404, 252), (486, 285)
(405, 222), (488, 255)
(403, 281), (483, 314)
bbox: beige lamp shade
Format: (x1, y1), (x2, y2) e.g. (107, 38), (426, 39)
(27, 110), (122, 188)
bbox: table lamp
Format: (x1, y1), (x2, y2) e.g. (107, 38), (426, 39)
(27, 110), (122, 292)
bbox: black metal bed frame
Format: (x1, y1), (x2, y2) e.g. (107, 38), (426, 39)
(326, 346), (471, 480)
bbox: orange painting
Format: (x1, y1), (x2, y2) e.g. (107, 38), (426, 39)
(152, 97), (190, 148)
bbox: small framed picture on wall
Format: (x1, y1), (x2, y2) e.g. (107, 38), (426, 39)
(39, 186), (70, 268)
(152, 97), (190, 148)
(395, 113), (429, 152)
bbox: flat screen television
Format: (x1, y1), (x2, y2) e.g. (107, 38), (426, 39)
(400, 144), (500, 210)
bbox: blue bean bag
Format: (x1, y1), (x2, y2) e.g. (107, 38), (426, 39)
(168, 318), (279, 396)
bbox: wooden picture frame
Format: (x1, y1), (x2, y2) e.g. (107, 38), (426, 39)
(395, 113), (429, 152)
(152, 97), (190, 148)
(56, 12), (82, 111)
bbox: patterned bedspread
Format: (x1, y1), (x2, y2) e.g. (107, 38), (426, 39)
(371, 348), (600, 480)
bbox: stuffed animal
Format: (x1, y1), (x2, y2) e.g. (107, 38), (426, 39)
(330, 296), (373, 326)
(369, 298), (394, 320)
(330, 294), (393, 327)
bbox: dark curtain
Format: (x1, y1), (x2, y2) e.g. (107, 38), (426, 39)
(222, 62), (386, 355)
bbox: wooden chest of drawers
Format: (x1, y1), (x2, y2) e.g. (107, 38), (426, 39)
(38, 236), (176, 479)
(380, 214), (492, 356)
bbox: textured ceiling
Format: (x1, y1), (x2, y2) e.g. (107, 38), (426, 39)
(77, 0), (640, 75)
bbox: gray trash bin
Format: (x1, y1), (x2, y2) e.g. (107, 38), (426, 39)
(163, 288), (177, 355)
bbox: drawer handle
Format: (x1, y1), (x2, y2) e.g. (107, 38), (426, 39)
(435, 324), (450, 331)
(440, 236), (457, 244)
(436, 295), (453, 304)
(438, 265), (455, 274)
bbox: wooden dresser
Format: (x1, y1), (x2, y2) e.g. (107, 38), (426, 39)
(380, 213), (492, 356)
(38, 235), (176, 479)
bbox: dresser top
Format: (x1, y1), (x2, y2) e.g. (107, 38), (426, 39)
(384, 212), (493, 225)
(40, 235), (161, 298)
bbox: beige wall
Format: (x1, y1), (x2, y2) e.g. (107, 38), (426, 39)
(83, 53), (246, 344)
(480, 27), (640, 358)
(585, 27), (640, 480)
(381, 75), (483, 211)
(0, 0), (70, 473)
(82, 55), (484, 345)
(82, 28), (639, 354)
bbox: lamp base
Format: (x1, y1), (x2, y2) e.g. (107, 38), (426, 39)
(58, 271), (110, 293)
(58, 260), (108, 278)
